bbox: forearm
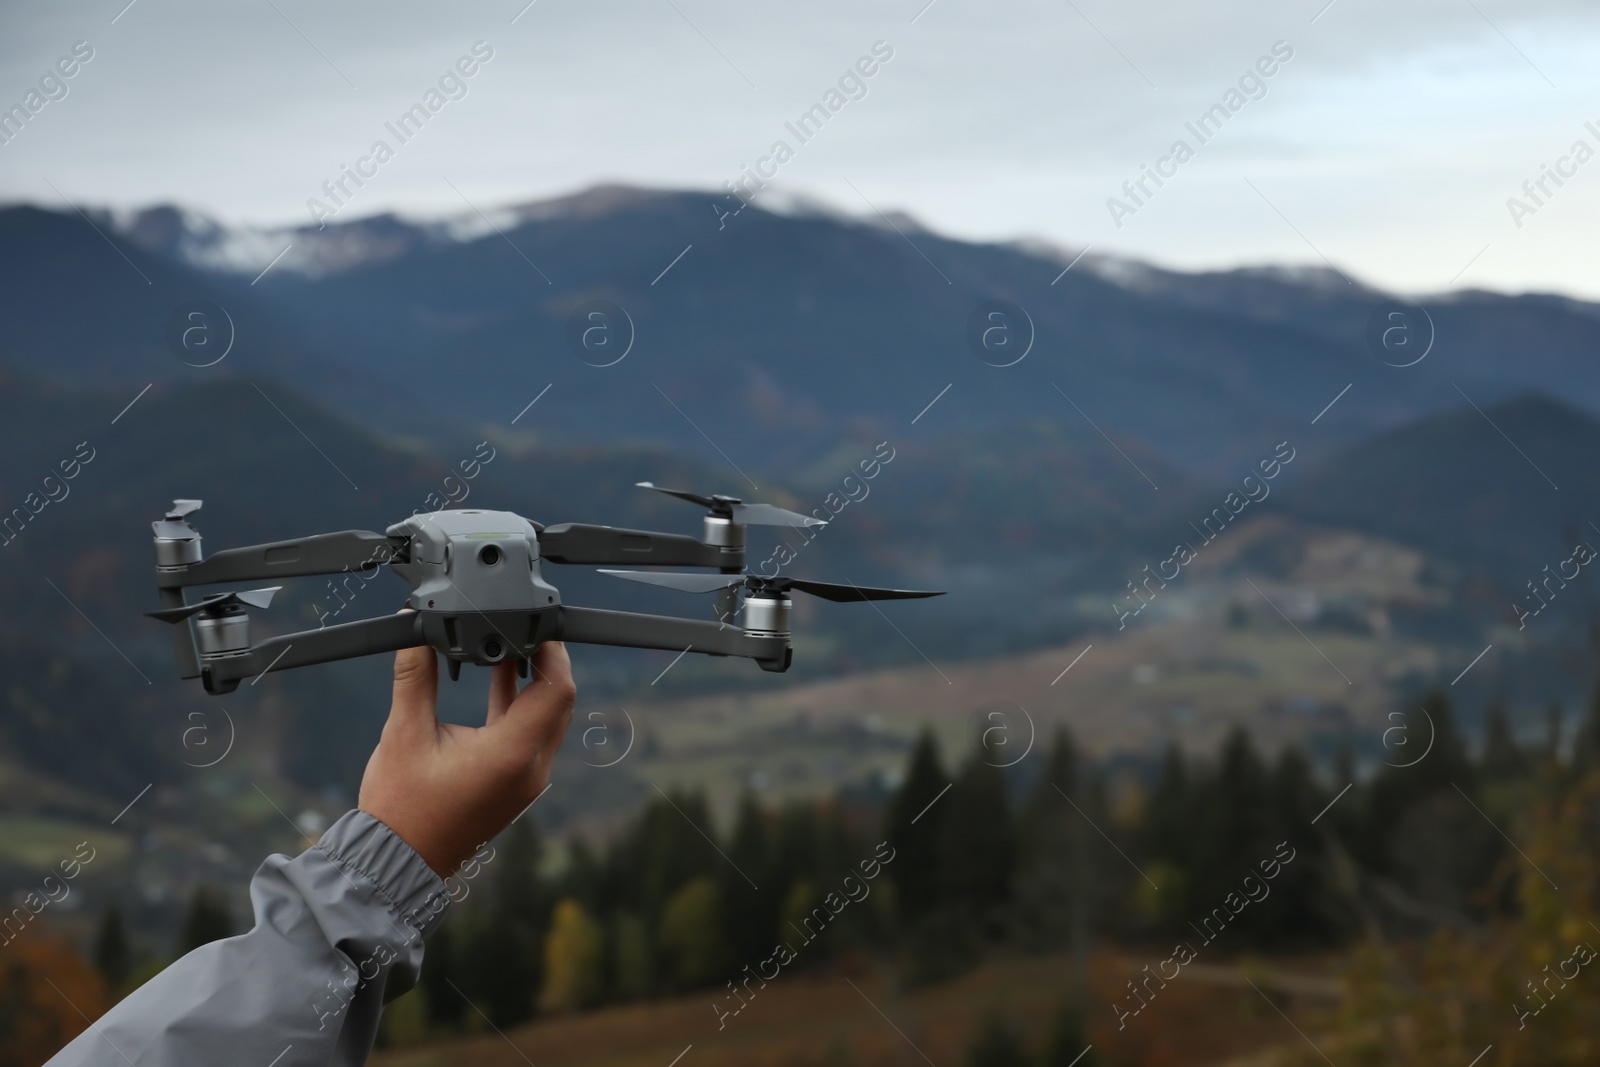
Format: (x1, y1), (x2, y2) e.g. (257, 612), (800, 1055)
(48, 810), (452, 1067)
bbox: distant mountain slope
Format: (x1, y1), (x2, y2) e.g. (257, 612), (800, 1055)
(0, 369), (1192, 791)
(8, 186), (1599, 482)
(1103, 261), (1600, 420)
(1279, 393), (1600, 581)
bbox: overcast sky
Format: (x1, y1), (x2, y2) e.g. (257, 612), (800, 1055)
(3, 0), (1599, 297)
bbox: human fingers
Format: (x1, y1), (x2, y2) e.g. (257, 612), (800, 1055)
(388, 644), (440, 736)
(502, 641), (575, 746)
(486, 658), (518, 726)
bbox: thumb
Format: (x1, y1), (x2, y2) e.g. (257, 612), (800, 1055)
(389, 644), (439, 734)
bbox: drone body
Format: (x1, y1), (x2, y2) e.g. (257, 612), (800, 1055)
(148, 486), (941, 694)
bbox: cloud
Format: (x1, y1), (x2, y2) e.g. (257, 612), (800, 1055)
(3, 0), (1599, 295)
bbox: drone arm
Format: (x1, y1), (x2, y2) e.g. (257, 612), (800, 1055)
(158, 531), (406, 590)
(538, 523), (736, 569)
(197, 611), (426, 694)
(553, 606), (790, 672)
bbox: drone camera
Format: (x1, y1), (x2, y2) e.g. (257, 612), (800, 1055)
(478, 543), (502, 566)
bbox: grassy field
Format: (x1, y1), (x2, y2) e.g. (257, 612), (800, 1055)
(370, 950), (1343, 1067)
(0, 816), (131, 872)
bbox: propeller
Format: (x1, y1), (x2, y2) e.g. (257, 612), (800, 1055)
(152, 499), (203, 540)
(599, 570), (942, 603)
(635, 482), (825, 528)
(147, 586), (281, 623)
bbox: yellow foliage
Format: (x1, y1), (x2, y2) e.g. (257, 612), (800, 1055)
(542, 898), (604, 1013)
(1300, 772), (1600, 1067)
(658, 878), (728, 991)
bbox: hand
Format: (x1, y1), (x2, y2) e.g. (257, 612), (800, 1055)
(358, 633), (576, 877)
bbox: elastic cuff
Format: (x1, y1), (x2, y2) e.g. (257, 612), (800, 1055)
(315, 810), (453, 941)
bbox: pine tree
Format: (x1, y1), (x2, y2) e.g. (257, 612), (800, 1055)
(1189, 728), (1273, 913)
(1014, 728), (1083, 951)
(458, 819), (548, 1026)
(1480, 698), (1527, 780)
(722, 793), (777, 966)
(940, 739), (1014, 924)
(1412, 690), (1475, 793)
(1143, 743), (1192, 875)
(1259, 746), (1345, 945)
(1571, 682), (1600, 772)
(1546, 700), (1566, 764)
(175, 885), (234, 956)
(91, 901), (131, 992)
(1358, 691), (1474, 876)
(883, 730), (949, 921)
(627, 789), (724, 920)
(419, 923), (466, 1029)
(1041, 1001), (1097, 1067)
(965, 1013), (1029, 1067)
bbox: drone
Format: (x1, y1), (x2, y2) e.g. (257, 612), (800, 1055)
(148, 484), (943, 694)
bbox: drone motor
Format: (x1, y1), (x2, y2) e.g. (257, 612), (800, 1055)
(147, 587), (281, 657)
(152, 499), (204, 569)
(742, 593), (791, 635)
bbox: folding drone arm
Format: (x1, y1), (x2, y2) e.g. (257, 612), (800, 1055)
(195, 604), (788, 693)
(553, 605), (790, 672)
(156, 530), (406, 591)
(537, 523), (739, 569)
(196, 611), (426, 694)
(155, 529), (407, 681)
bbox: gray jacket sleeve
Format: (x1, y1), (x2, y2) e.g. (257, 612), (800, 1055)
(48, 809), (453, 1067)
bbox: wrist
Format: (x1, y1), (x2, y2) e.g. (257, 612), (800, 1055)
(319, 809), (454, 939)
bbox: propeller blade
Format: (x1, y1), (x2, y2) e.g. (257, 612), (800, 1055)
(636, 481), (826, 529)
(598, 569), (745, 593)
(730, 502), (826, 528)
(147, 602), (206, 623)
(783, 579), (945, 603)
(235, 587), (280, 610)
(635, 482), (718, 508)
(146, 586), (281, 623)
(153, 500), (203, 539)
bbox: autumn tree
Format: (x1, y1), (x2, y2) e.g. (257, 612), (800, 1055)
(0, 930), (109, 1066)
(657, 877), (729, 990)
(540, 899), (604, 1012)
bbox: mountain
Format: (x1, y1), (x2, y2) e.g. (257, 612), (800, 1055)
(0, 367), (1190, 797)
(7, 186), (1600, 484)
(1279, 393), (1600, 583)
(6, 186), (1600, 801)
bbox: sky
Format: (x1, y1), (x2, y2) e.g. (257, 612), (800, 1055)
(2, 0), (1599, 297)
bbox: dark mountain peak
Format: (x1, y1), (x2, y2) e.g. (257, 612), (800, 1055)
(1284, 390), (1600, 575)
(1481, 390), (1595, 425)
